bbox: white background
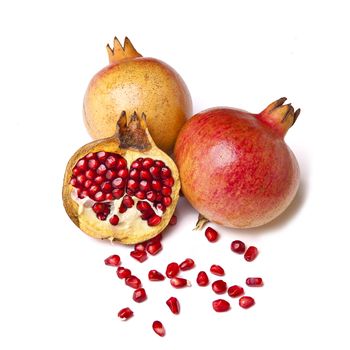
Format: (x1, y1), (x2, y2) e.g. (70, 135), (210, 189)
(1, 0), (349, 349)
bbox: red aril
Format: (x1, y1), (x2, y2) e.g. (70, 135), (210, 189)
(210, 264), (225, 276)
(148, 270), (165, 281)
(170, 277), (191, 288)
(166, 297), (180, 315)
(134, 242), (147, 252)
(246, 277), (264, 287)
(130, 250), (148, 263)
(212, 280), (227, 294)
(116, 266), (132, 279)
(239, 296), (255, 309)
(244, 246), (258, 262)
(104, 255), (120, 266)
(179, 258), (195, 271)
(169, 215), (177, 225)
(205, 227), (219, 242)
(166, 262), (180, 278)
(152, 320), (166, 337)
(133, 288), (147, 303)
(196, 271), (209, 286)
(118, 307), (134, 320)
(227, 285), (244, 298)
(174, 98), (300, 228)
(212, 299), (230, 312)
(147, 241), (162, 255)
(125, 275), (142, 289)
(231, 240), (246, 254)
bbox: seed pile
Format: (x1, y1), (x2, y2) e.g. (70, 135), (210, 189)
(104, 223), (264, 337)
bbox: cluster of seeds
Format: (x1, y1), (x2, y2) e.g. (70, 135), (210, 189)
(70, 152), (174, 227)
(103, 224), (264, 337)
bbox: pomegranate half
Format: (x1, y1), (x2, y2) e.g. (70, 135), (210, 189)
(63, 112), (180, 244)
(83, 37), (193, 153)
(174, 98), (300, 228)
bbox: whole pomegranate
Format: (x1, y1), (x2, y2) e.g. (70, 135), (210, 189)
(83, 37), (193, 153)
(63, 112), (180, 244)
(174, 98), (300, 228)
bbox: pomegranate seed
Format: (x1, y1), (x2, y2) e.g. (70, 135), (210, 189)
(109, 215), (119, 226)
(205, 227), (219, 242)
(210, 264), (225, 276)
(139, 180), (151, 192)
(179, 258), (195, 271)
(142, 158), (154, 169)
(141, 210), (154, 220)
(231, 240), (246, 254)
(129, 168), (139, 180)
(148, 269), (165, 281)
(196, 271), (209, 286)
(104, 255), (120, 266)
(147, 215), (162, 226)
(155, 193), (163, 202)
(155, 160), (165, 167)
(105, 169), (117, 180)
(112, 177), (125, 189)
(85, 153), (95, 160)
(76, 158), (88, 171)
(146, 191), (156, 202)
(96, 213), (107, 220)
(94, 176), (104, 184)
(160, 166), (171, 178)
(105, 155), (118, 168)
(130, 250), (148, 263)
(169, 215), (177, 225)
(147, 241), (162, 255)
(212, 280), (227, 294)
(78, 189), (89, 198)
(105, 193), (114, 200)
(94, 191), (105, 202)
(76, 174), (86, 185)
(212, 299), (230, 312)
(244, 246), (258, 262)
(140, 169), (152, 181)
(96, 151), (108, 161)
(239, 296), (255, 309)
(161, 186), (172, 196)
(116, 266), (131, 279)
(84, 179), (93, 188)
(150, 166), (161, 179)
(166, 297), (180, 315)
(88, 158), (99, 170)
(228, 285), (244, 298)
(118, 307), (133, 320)
(85, 169), (95, 179)
(101, 181), (112, 193)
(92, 203), (105, 214)
(150, 233), (162, 243)
(70, 178), (79, 187)
(112, 188), (124, 199)
(127, 179), (139, 191)
(89, 185), (100, 196)
(162, 196), (172, 207)
(133, 288), (147, 303)
(131, 160), (142, 169)
(122, 195), (134, 208)
(135, 191), (146, 199)
(151, 179), (162, 191)
(125, 275), (142, 289)
(162, 177), (174, 187)
(152, 320), (165, 337)
(134, 242), (147, 251)
(170, 277), (190, 288)
(96, 164), (107, 175)
(246, 277), (264, 287)
(166, 262), (180, 278)
(116, 157), (127, 168)
(117, 168), (129, 178)
(136, 201), (152, 212)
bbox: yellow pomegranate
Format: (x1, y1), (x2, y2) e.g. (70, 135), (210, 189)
(83, 37), (193, 153)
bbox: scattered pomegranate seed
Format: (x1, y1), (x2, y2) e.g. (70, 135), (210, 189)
(130, 250), (148, 263)
(125, 275), (142, 289)
(212, 299), (230, 312)
(239, 296), (255, 309)
(231, 240), (246, 254)
(205, 227), (219, 242)
(148, 269), (165, 281)
(244, 246), (258, 262)
(152, 320), (165, 337)
(166, 262), (180, 278)
(166, 297), (180, 315)
(118, 307), (133, 320)
(170, 277), (191, 288)
(227, 285), (244, 298)
(169, 215), (177, 225)
(134, 242), (147, 252)
(210, 264), (225, 276)
(116, 266), (131, 279)
(212, 280), (227, 294)
(149, 233), (162, 243)
(196, 271), (209, 286)
(179, 258), (195, 271)
(133, 288), (147, 303)
(246, 277), (264, 287)
(147, 241), (162, 255)
(109, 215), (119, 226)
(104, 255), (120, 266)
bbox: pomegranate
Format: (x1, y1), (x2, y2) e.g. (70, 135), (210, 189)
(84, 37), (193, 153)
(62, 112), (180, 244)
(174, 98), (300, 228)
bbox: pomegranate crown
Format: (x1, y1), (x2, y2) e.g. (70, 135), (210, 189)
(107, 36), (142, 64)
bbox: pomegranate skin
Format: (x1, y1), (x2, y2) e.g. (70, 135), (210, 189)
(174, 99), (300, 228)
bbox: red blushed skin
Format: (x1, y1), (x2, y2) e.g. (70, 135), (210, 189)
(174, 106), (300, 228)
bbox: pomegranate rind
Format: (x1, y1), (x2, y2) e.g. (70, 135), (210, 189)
(62, 113), (180, 244)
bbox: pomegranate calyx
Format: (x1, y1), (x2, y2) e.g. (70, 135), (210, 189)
(193, 214), (209, 231)
(258, 97), (301, 137)
(107, 36), (142, 64)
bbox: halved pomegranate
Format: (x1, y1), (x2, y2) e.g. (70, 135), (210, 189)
(62, 112), (180, 244)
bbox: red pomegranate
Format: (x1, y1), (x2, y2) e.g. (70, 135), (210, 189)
(174, 98), (300, 228)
